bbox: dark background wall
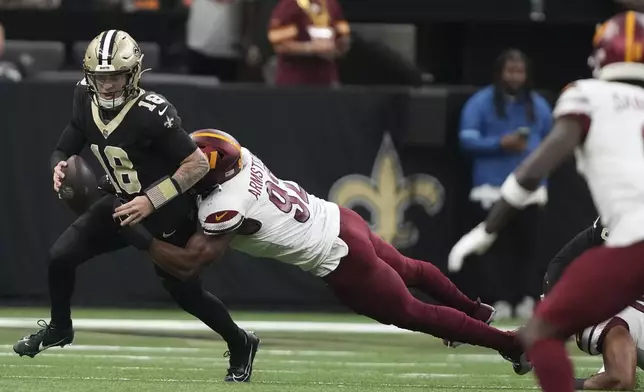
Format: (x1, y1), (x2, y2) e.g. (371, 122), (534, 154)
(0, 0), (613, 309)
(0, 80), (596, 310)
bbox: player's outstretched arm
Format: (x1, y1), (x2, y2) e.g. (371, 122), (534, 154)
(578, 324), (637, 390)
(147, 231), (234, 281)
(118, 213), (234, 281)
(448, 116), (585, 272)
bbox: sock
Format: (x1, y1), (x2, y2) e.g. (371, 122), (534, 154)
(169, 283), (245, 347)
(49, 265), (76, 329)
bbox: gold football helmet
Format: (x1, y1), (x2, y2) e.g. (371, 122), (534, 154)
(82, 30), (144, 109)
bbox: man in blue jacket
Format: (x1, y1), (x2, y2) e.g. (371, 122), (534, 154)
(457, 49), (553, 319)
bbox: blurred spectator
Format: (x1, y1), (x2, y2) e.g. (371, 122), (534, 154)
(185, 0), (251, 81)
(0, 0), (60, 8)
(237, 0), (279, 83)
(0, 24), (24, 82)
(268, 0), (350, 86)
(123, 0), (160, 11)
(458, 49), (552, 318)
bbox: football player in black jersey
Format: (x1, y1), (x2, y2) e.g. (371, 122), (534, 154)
(13, 30), (259, 382)
(541, 217), (607, 295)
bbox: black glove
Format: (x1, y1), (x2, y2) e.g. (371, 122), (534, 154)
(113, 197), (154, 250)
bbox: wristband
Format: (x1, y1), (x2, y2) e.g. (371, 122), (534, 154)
(500, 174), (533, 209)
(144, 176), (181, 210)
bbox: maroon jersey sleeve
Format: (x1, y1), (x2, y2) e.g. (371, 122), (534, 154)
(268, 0), (301, 44)
(328, 0), (350, 36)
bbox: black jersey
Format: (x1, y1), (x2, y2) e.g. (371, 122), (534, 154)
(54, 80), (197, 199)
(543, 217), (607, 295)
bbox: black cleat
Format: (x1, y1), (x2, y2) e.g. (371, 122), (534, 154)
(223, 330), (260, 382)
(500, 350), (533, 375)
(13, 320), (74, 358)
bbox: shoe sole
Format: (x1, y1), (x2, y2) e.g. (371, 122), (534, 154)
(14, 337), (73, 358)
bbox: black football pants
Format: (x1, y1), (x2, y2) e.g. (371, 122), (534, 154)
(47, 194), (245, 347)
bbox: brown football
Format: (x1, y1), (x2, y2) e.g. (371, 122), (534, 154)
(59, 155), (99, 215)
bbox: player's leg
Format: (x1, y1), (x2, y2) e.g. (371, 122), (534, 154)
(150, 208), (259, 382)
(521, 241), (644, 392)
(368, 231), (492, 321)
(324, 208), (529, 373)
(15, 195), (126, 357)
(154, 265), (259, 382)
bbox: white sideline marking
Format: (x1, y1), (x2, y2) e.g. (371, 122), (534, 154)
(0, 349), (601, 366)
(0, 344), (356, 356)
(0, 317), (518, 334)
(0, 363), (299, 373)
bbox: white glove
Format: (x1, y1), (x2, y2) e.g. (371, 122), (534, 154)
(448, 223), (498, 273)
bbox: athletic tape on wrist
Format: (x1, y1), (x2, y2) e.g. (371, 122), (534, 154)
(500, 174), (533, 209)
(145, 176), (181, 210)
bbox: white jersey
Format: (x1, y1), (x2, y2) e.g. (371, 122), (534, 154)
(554, 79), (644, 247)
(577, 300), (644, 370)
(197, 148), (348, 277)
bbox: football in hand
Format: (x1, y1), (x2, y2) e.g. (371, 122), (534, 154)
(59, 155), (99, 215)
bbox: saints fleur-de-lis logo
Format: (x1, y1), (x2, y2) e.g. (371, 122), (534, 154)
(329, 133), (444, 248)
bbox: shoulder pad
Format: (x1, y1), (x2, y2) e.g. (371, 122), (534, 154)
(136, 92), (181, 130)
(553, 80), (593, 129)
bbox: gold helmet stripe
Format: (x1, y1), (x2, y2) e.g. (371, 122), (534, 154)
(625, 11), (636, 62)
(99, 29), (117, 66)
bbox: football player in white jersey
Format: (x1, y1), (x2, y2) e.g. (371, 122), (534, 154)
(116, 128), (530, 374)
(447, 10), (644, 392)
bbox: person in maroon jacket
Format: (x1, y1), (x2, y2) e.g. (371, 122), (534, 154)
(267, 0), (350, 86)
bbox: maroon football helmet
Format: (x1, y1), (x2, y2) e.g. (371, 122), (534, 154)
(190, 129), (243, 191)
(589, 11), (644, 80)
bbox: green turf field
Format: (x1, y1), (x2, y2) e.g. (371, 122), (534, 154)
(0, 308), (632, 391)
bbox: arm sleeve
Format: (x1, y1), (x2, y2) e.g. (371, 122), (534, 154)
(330, 0), (350, 36)
(459, 97), (503, 155)
(268, 0), (300, 44)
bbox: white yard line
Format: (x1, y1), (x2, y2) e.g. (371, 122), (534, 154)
(0, 317), (519, 334)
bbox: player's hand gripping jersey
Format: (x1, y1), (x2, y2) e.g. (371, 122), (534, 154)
(197, 148), (348, 277)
